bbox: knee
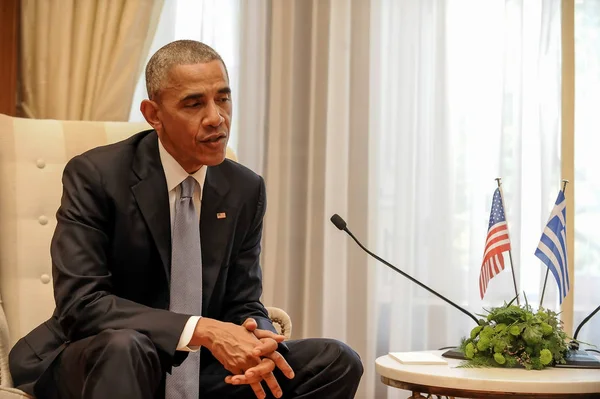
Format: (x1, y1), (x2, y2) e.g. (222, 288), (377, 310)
(91, 329), (159, 365)
(78, 329), (162, 395)
(322, 339), (364, 380)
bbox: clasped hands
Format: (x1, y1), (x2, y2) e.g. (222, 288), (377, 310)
(192, 317), (294, 399)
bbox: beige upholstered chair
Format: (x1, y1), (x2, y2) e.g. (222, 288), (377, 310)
(0, 114), (291, 398)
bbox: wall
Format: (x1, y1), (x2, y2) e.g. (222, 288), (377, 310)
(0, 0), (19, 116)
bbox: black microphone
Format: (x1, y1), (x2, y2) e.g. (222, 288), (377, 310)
(330, 214), (479, 325)
(556, 304), (600, 368)
(570, 304), (600, 350)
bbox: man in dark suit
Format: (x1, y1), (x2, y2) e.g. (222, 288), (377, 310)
(8, 40), (363, 399)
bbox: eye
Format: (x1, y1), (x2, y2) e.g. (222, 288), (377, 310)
(185, 102), (201, 108)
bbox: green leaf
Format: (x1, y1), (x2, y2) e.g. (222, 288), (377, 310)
(522, 326), (543, 345)
(509, 325), (522, 336)
(540, 349), (553, 365)
(494, 353), (506, 365)
(470, 326), (483, 339)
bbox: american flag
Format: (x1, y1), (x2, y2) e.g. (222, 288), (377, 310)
(479, 188), (512, 299)
(535, 191), (569, 303)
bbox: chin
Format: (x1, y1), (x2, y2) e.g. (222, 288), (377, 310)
(202, 153), (227, 166)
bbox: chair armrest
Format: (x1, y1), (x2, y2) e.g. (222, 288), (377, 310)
(0, 386), (33, 399)
(0, 295), (13, 388)
(265, 306), (292, 340)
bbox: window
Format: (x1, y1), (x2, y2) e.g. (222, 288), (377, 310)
(574, 0), (600, 345)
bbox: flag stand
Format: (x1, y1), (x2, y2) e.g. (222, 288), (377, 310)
(540, 179), (569, 308)
(496, 177), (521, 306)
(496, 178), (520, 305)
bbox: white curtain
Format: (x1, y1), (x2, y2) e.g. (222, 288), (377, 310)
(574, 0), (600, 348)
(260, 0), (376, 395)
(370, 1), (561, 397)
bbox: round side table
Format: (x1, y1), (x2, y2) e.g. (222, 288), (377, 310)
(376, 350), (600, 399)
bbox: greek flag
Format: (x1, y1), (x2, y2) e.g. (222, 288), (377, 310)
(535, 191), (570, 303)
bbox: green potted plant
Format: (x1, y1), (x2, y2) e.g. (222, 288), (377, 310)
(458, 296), (570, 370)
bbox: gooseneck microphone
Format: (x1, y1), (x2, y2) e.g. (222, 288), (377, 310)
(571, 304), (600, 350)
(330, 214), (479, 325)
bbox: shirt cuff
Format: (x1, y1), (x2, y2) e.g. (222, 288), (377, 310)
(176, 316), (201, 352)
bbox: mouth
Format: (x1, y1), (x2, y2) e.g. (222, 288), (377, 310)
(200, 133), (227, 143)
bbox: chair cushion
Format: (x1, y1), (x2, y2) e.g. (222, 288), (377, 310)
(0, 387), (32, 399)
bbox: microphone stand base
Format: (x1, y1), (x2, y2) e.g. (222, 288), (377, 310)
(555, 350), (600, 369)
(440, 348), (467, 360)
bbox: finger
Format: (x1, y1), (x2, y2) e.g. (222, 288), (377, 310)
(224, 367), (246, 384)
(250, 382), (266, 399)
(252, 338), (278, 356)
(268, 351), (295, 379)
(252, 328), (285, 342)
(245, 358), (276, 379)
(230, 371), (284, 399)
(227, 373), (264, 385)
(262, 371), (283, 398)
(242, 318), (258, 332)
(224, 373), (246, 384)
(228, 358), (275, 385)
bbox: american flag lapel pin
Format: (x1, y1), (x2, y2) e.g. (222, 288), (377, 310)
(217, 212), (226, 219)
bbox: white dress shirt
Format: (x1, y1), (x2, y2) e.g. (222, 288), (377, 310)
(158, 140), (206, 352)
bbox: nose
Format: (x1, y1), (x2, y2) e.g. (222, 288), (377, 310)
(203, 101), (224, 127)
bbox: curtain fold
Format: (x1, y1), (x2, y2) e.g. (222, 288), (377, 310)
(236, 0), (270, 175)
(20, 0), (163, 121)
(260, 1), (375, 397)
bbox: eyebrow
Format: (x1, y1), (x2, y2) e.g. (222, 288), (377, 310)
(180, 87), (231, 103)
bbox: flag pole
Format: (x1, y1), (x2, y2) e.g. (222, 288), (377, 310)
(496, 177), (519, 305)
(540, 179), (569, 308)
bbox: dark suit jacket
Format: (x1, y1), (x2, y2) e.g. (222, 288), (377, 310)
(8, 130), (276, 396)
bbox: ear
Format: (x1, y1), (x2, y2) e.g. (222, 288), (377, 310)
(140, 99), (162, 131)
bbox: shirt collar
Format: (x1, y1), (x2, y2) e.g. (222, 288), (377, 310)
(158, 138), (207, 193)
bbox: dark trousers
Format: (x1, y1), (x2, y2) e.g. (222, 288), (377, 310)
(39, 329), (364, 399)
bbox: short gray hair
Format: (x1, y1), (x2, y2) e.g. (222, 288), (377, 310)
(145, 40), (227, 100)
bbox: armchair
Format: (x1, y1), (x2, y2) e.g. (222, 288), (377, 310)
(0, 114), (291, 398)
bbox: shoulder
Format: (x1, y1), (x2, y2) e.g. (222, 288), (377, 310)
(64, 130), (154, 175)
(80, 130), (153, 164)
(215, 158), (263, 185)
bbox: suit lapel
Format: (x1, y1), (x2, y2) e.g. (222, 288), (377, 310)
(130, 136), (233, 312)
(131, 132), (172, 282)
(201, 164), (231, 314)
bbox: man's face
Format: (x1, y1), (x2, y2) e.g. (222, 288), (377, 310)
(147, 60), (232, 172)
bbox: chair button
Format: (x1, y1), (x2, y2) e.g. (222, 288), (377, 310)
(36, 159), (46, 169)
(40, 274), (51, 284)
(38, 215), (48, 225)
